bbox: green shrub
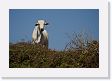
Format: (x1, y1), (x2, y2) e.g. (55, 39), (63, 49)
(9, 33), (99, 68)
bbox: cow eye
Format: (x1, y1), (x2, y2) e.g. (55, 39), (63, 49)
(35, 23), (39, 26)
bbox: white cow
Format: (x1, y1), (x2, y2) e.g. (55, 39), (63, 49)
(32, 20), (48, 47)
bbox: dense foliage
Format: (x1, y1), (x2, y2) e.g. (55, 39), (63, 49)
(9, 34), (99, 68)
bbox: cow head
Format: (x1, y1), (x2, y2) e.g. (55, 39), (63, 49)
(35, 20), (48, 32)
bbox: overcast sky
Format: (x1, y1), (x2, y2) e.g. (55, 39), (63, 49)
(9, 9), (99, 50)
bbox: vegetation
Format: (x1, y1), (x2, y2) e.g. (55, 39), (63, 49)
(9, 33), (99, 68)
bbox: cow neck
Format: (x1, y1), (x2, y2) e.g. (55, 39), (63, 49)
(36, 26), (41, 36)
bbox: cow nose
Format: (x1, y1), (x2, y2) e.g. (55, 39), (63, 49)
(41, 29), (44, 31)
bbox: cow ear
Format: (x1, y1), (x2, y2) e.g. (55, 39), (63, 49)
(35, 23), (39, 26)
(45, 22), (49, 25)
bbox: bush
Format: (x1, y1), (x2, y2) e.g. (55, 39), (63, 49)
(9, 33), (99, 68)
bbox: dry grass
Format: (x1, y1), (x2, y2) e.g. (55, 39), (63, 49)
(9, 33), (99, 68)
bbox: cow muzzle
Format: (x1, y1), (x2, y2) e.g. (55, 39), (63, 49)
(41, 29), (44, 32)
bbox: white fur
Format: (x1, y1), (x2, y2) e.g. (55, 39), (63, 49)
(32, 20), (48, 47)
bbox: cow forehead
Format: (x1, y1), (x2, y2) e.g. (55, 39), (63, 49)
(38, 20), (45, 24)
